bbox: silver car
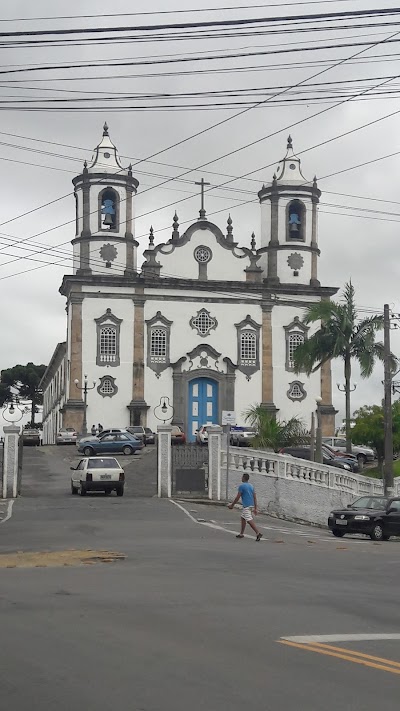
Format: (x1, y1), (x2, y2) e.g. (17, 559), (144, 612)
(322, 437), (375, 464)
(230, 427), (257, 447)
(56, 427), (78, 445)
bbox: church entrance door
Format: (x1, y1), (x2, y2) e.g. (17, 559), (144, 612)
(188, 377), (219, 442)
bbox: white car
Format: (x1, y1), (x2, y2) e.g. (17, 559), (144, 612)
(70, 457), (125, 497)
(56, 427), (78, 445)
(196, 425), (209, 445)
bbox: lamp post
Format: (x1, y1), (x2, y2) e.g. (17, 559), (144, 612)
(315, 397), (323, 464)
(154, 396), (174, 424)
(74, 375), (96, 436)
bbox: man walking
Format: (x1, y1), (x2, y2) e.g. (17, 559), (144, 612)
(228, 473), (263, 541)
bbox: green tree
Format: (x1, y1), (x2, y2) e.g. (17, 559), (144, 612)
(293, 281), (396, 453)
(0, 363), (46, 426)
(351, 402), (400, 474)
(244, 405), (309, 452)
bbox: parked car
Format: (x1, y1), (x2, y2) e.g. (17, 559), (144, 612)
(171, 426), (186, 445)
(196, 425), (209, 445)
(321, 445), (359, 472)
(126, 425), (147, 444)
(56, 427), (78, 445)
(77, 432), (144, 456)
(77, 428), (128, 447)
(328, 496), (400, 540)
(22, 428), (41, 446)
(70, 456), (125, 497)
(279, 446), (352, 470)
(144, 427), (156, 444)
(230, 426), (257, 447)
(322, 437), (375, 464)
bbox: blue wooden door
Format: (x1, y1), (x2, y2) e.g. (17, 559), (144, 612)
(188, 378), (219, 442)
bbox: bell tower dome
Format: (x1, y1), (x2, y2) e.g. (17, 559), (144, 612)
(258, 136), (321, 287)
(72, 123), (139, 276)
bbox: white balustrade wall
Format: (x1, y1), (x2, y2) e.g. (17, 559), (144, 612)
(219, 447), (398, 527)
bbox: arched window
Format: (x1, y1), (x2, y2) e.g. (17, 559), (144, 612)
(146, 311), (172, 377)
(100, 326), (117, 363)
(240, 330), (257, 365)
(235, 316), (261, 379)
(284, 317), (308, 371)
(100, 188), (118, 231)
(287, 200), (305, 241)
(150, 328), (167, 362)
(95, 308), (122, 367)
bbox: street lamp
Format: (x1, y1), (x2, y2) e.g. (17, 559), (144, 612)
(315, 397), (323, 464)
(74, 375), (96, 436)
(2, 396), (27, 424)
(154, 396), (174, 424)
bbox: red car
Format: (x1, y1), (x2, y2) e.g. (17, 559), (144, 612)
(171, 426), (186, 445)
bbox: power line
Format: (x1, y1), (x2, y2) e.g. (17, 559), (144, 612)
(0, 8), (398, 39)
(0, 1), (359, 23)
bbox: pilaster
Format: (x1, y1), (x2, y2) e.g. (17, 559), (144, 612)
(261, 302), (277, 414)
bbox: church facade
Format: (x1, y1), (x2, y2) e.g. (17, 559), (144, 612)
(40, 125), (337, 443)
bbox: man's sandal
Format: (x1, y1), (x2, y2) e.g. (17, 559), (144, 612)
(236, 534), (244, 538)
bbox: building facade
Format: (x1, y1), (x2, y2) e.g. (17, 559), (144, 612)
(41, 126), (337, 443)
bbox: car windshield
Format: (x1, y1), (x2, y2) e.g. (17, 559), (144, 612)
(87, 458), (119, 468)
(129, 427), (142, 432)
(350, 496), (388, 510)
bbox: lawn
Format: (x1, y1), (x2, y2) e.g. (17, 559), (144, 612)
(365, 459), (400, 479)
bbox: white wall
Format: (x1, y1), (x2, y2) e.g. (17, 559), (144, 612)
(81, 297), (135, 428)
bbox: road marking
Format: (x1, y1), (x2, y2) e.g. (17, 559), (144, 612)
(279, 640), (400, 676)
(282, 633), (400, 643)
(0, 500), (14, 525)
(170, 500), (257, 540)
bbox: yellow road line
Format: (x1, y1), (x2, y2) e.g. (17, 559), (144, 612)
(312, 642), (400, 669)
(279, 640), (400, 675)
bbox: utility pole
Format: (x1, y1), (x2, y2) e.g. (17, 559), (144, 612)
(383, 304), (394, 494)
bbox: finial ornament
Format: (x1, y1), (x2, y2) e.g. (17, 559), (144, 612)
(103, 121), (109, 136)
(83, 159), (88, 173)
(287, 135), (293, 149)
(250, 232), (256, 251)
(128, 163), (133, 176)
(149, 226), (154, 246)
(313, 175), (318, 187)
(227, 214), (233, 241)
(172, 211), (179, 241)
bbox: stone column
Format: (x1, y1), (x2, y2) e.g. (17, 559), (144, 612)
(157, 425), (172, 498)
(207, 425), (222, 501)
(125, 185), (137, 276)
(129, 293), (148, 425)
(77, 175), (92, 275)
(267, 192), (280, 285)
(261, 302), (278, 415)
(2, 426), (20, 499)
(310, 196), (319, 286)
(63, 292), (85, 432)
(319, 296), (337, 435)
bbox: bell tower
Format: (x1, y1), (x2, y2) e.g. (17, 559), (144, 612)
(258, 136), (321, 286)
(72, 123), (139, 276)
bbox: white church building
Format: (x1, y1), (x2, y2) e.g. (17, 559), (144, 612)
(40, 125), (337, 443)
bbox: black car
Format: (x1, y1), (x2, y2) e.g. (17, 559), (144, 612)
(279, 446), (352, 471)
(328, 496), (400, 541)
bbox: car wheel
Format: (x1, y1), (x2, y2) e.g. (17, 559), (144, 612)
(116, 486), (124, 497)
(80, 486), (87, 497)
(370, 522), (385, 541)
(332, 529), (345, 538)
(83, 446), (94, 456)
(122, 446), (133, 456)
(71, 483), (78, 495)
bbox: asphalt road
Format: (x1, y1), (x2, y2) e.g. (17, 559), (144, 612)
(1, 446), (400, 710)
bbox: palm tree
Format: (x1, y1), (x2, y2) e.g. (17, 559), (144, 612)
(244, 405), (309, 452)
(293, 281), (396, 453)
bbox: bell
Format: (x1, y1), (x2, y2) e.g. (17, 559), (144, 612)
(103, 213), (113, 226)
(289, 221), (299, 233)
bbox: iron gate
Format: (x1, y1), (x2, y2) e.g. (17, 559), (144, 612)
(172, 444), (209, 496)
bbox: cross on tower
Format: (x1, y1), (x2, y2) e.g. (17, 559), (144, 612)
(195, 178), (211, 219)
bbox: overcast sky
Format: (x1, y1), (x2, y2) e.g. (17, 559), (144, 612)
(1, 0), (400, 431)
